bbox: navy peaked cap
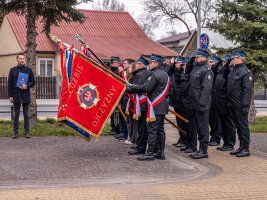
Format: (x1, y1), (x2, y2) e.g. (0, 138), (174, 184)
(137, 56), (149, 66)
(150, 53), (165, 63)
(222, 54), (232, 61)
(232, 50), (246, 58)
(111, 56), (120, 63)
(209, 55), (221, 63)
(195, 48), (209, 58)
(175, 55), (186, 63)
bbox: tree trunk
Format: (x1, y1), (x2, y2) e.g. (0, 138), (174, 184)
(249, 89), (257, 124)
(26, 0), (38, 127)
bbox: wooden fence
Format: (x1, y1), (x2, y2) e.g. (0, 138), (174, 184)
(0, 76), (57, 99)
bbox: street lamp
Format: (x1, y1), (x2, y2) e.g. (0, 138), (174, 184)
(197, 0), (201, 48)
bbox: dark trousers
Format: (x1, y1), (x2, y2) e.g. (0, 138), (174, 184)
(147, 115), (165, 152)
(219, 112), (236, 148)
(192, 110), (209, 145)
(127, 111), (138, 143)
(184, 109), (197, 149)
(110, 110), (120, 134)
(174, 107), (188, 144)
(230, 108), (250, 144)
(135, 111), (148, 152)
(120, 108), (128, 139)
(209, 106), (222, 143)
(13, 103), (29, 134)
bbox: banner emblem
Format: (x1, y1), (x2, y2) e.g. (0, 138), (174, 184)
(77, 83), (100, 109)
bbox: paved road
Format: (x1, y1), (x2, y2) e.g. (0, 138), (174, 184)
(0, 123), (267, 199)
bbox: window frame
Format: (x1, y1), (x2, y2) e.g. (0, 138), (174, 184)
(38, 58), (54, 77)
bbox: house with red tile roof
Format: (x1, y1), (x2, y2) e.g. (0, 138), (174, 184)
(0, 10), (177, 77)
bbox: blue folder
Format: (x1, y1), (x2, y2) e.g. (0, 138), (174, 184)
(16, 72), (29, 88)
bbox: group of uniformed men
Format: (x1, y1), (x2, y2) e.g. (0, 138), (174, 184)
(109, 48), (253, 161)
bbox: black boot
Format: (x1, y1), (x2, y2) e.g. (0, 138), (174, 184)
(190, 143), (208, 159)
(137, 146), (155, 161)
(230, 141), (243, 155)
(12, 132), (18, 139)
(236, 142), (250, 157)
(154, 145), (165, 160)
(25, 132), (31, 138)
(128, 148), (145, 155)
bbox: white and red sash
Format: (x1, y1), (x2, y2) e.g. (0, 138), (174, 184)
(125, 94), (147, 120)
(146, 77), (170, 122)
(121, 70), (127, 81)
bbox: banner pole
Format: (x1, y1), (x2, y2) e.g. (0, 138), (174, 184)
(74, 34), (126, 85)
(168, 109), (189, 123)
(164, 117), (187, 135)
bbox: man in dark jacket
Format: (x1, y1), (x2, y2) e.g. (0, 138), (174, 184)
(8, 53), (35, 138)
(188, 49), (214, 159)
(127, 54), (170, 161)
(109, 56), (121, 136)
(169, 56), (188, 148)
(227, 50), (253, 157)
(128, 56), (152, 154)
(215, 54), (236, 151)
(208, 55), (223, 146)
(178, 57), (197, 153)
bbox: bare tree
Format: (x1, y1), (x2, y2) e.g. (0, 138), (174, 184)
(138, 14), (162, 38)
(143, 0), (217, 36)
(92, 0), (126, 11)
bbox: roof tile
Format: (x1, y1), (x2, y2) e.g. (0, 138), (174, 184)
(6, 10), (177, 59)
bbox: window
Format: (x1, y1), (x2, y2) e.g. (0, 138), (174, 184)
(38, 58), (54, 76)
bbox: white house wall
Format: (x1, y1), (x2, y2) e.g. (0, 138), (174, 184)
(0, 16), (22, 76)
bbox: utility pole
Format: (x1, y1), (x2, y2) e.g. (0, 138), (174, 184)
(197, 0), (201, 48)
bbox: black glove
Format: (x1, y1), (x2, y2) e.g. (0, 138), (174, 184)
(242, 107), (249, 115)
(126, 85), (132, 93)
(224, 59), (231, 68)
(126, 84), (140, 93)
(189, 56), (196, 64)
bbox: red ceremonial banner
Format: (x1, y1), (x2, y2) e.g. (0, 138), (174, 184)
(63, 53), (125, 138)
(57, 43), (75, 120)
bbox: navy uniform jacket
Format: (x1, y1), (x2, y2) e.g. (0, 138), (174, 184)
(129, 68), (152, 112)
(189, 61), (214, 111)
(127, 65), (169, 115)
(169, 65), (183, 108)
(227, 63), (253, 108)
(119, 69), (129, 110)
(8, 65), (35, 104)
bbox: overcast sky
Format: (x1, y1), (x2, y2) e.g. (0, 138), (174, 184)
(76, 0), (197, 40)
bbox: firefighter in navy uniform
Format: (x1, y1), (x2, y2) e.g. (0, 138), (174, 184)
(208, 55), (223, 146)
(179, 57), (197, 153)
(109, 56), (121, 136)
(127, 54), (169, 161)
(227, 50), (253, 157)
(169, 56), (188, 148)
(214, 54), (236, 151)
(188, 49), (214, 159)
(128, 56), (152, 155)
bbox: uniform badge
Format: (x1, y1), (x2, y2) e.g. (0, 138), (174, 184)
(208, 75), (212, 80)
(249, 76), (253, 81)
(77, 83), (100, 109)
(147, 76), (152, 81)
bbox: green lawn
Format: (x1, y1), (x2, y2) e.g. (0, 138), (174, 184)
(0, 116), (265, 138)
(249, 116), (267, 133)
(0, 118), (111, 137)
